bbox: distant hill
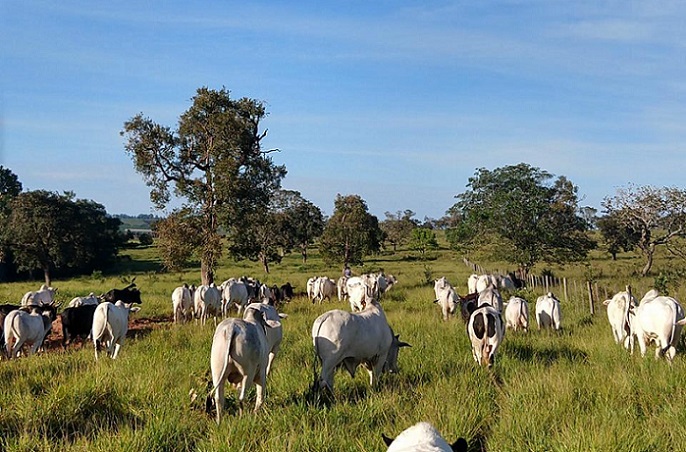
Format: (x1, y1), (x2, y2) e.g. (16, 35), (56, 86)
(113, 214), (160, 232)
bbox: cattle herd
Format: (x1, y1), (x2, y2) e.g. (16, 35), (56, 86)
(3, 268), (686, 451)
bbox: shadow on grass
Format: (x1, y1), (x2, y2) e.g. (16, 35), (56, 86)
(506, 342), (589, 365)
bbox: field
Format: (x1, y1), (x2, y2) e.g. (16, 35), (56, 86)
(2, 242), (686, 451)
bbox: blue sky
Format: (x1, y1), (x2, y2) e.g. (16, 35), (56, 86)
(2, 1), (685, 220)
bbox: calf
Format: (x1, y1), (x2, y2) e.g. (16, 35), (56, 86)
(504, 297), (529, 332)
(628, 289), (686, 362)
(467, 303), (505, 367)
(279, 282), (295, 302)
(92, 301), (141, 360)
(312, 276), (336, 304)
(603, 291), (636, 348)
(209, 306), (281, 423)
(535, 293), (561, 330)
(172, 284), (195, 324)
(4, 305), (57, 359)
(61, 304), (98, 348)
(382, 422), (468, 452)
(312, 296), (410, 394)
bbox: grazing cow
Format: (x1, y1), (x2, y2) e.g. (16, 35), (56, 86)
(459, 292), (480, 323)
(21, 284), (58, 306)
(346, 275), (379, 312)
(498, 275), (516, 291)
(311, 295), (410, 393)
(337, 276), (349, 302)
(101, 281), (142, 305)
(67, 293), (99, 308)
(221, 279), (250, 316)
(467, 303), (505, 367)
(268, 285), (281, 306)
(209, 306), (281, 423)
(0, 304), (22, 346)
(61, 304), (98, 348)
(243, 302), (287, 375)
(279, 282), (295, 302)
(467, 274), (479, 294)
(535, 293), (562, 330)
(194, 284), (222, 326)
(4, 305), (57, 359)
(603, 291), (636, 348)
(312, 277), (336, 304)
(92, 301), (141, 360)
(172, 284), (195, 324)
(382, 422), (468, 452)
(433, 277), (459, 321)
(504, 296), (529, 332)
(628, 289), (686, 362)
(478, 286), (503, 312)
(377, 273), (398, 294)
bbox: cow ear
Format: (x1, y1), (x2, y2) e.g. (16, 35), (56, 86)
(278, 313), (288, 319)
(603, 299), (611, 305)
(265, 319), (281, 329)
(381, 434), (394, 447)
(130, 307), (141, 313)
(451, 437), (468, 452)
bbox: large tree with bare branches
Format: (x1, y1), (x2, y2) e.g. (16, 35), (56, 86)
(602, 185), (686, 276)
(122, 87), (286, 284)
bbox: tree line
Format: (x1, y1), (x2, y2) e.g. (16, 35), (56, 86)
(3, 87), (686, 284)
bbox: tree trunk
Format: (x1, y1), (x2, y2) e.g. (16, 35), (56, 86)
(641, 249), (654, 277)
(43, 267), (51, 287)
(201, 260), (214, 286)
(262, 256), (270, 274)
(301, 245), (308, 264)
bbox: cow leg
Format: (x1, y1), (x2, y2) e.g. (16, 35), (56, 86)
(112, 342), (122, 359)
(214, 381), (225, 424)
(266, 352), (276, 376)
(253, 370), (266, 412)
(238, 374), (252, 416)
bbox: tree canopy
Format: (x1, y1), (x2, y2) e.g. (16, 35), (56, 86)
(122, 87), (286, 283)
(319, 194), (382, 266)
(2, 190), (122, 284)
(602, 184), (686, 276)
(446, 163), (595, 274)
(380, 210), (418, 251)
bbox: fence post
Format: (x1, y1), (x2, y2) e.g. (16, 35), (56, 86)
(587, 281), (595, 315)
(563, 278), (568, 302)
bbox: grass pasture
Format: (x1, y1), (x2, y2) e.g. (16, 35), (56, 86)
(2, 245), (686, 451)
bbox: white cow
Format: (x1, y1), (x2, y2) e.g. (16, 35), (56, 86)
(467, 274), (479, 294)
(243, 302), (287, 375)
(21, 285), (58, 306)
(195, 284), (222, 326)
(306, 277), (317, 302)
(4, 307), (56, 359)
(312, 276), (336, 304)
(222, 279), (250, 316)
(91, 301), (140, 360)
(433, 277), (459, 321)
(475, 275), (497, 294)
(67, 293), (99, 308)
(504, 296), (529, 332)
(467, 304), (505, 367)
(172, 284), (195, 324)
(383, 422), (468, 452)
(628, 289), (686, 362)
(346, 275), (379, 312)
(478, 286), (503, 312)
(603, 291), (636, 348)
(312, 296), (410, 393)
(535, 293), (561, 330)
(209, 306), (281, 423)
(337, 276), (349, 302)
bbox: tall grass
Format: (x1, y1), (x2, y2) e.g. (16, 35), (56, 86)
(2, 244), (686, 450)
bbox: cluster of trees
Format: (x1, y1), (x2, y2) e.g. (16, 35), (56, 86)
(0, 167), (123, 284)
(5, 87), (686, 284)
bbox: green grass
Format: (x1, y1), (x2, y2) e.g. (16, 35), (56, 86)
(3, 244), (686, 450)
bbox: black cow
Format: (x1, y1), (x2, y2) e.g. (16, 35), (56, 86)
(279, 282), (295, 302)
(101, 280), (142, 305)
(60, 304), (98, 348)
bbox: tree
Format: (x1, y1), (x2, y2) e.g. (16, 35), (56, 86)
(153, 210), (202, 272)
(602, 185), (686, 276)
(0, 166), (22, 216)
(408, 227), (438, 257)
(137, 232), (154, 247)
(319, 194), (382, 266)
(2, 190), (122, 284)
(229, 209), (286, 274)
(272, 190), (324, 264)
(446, 163), (595, 276)
(380, 210), (417, 251)
(122, 87), (286, 284)
(596, 212), (640, 260)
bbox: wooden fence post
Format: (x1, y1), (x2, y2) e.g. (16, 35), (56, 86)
(587, 281), (595, 315)
(563, 278), (568, 302)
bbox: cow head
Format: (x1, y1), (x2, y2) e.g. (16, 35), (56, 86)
(383, 333), (411, 374)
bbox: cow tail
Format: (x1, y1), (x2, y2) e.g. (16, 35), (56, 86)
(210, 324), (235, 400)
(310, 313), (330, 395)
(7, 313), (21, 349)
(92, 304), (109, 343)
(668, 304), (679, 354)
